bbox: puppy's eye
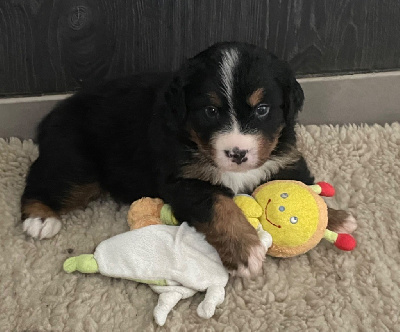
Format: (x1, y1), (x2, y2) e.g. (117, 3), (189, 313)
(255, 104), (270, 118)
(204, 106), (219, 118)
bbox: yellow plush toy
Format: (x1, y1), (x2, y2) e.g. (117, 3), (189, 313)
(127, 180), (356, 258)
(234, 180), (356, 257)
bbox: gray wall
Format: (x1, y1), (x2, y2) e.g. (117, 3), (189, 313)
(1, 0), (400, 96)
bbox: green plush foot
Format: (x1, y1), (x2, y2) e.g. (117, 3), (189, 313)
(63, 254), (99, 274)
(63, 257), (77, 273)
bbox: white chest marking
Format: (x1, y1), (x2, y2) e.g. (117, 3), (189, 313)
(218, 151), (301, 194)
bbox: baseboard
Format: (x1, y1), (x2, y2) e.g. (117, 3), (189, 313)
(1, 71), (399, 139)
(0, 95), (72, 140)
(298, 71), (400, 126)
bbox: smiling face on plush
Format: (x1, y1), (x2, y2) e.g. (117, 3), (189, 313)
(252, 180), (328, 257)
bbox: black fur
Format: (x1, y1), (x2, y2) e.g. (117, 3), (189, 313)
(23, 42), (313, 216)
(22, 42), (314, 269)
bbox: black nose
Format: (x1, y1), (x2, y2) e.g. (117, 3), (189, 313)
(224, 147), (248, 164)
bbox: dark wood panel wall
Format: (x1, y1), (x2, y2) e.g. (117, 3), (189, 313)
(1, 0), (399, 96)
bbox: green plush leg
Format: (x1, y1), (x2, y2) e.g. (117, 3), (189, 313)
(63, 254), (99, 274)
(324, 229), (338, 244)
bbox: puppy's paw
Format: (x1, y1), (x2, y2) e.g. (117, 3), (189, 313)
(199, 195), (265, 278)
(231, 243), (266, 278)
(23, 217), (62, 239)
(340, 214), (358, 233)
(327, 208), (357, 234)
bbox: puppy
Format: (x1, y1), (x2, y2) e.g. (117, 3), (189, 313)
(21, 42), (357, 277)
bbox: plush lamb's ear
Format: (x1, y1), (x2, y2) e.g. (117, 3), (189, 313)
(164, 74), (188, 130)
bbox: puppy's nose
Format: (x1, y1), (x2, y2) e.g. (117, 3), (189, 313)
(224, 147), (248, 164)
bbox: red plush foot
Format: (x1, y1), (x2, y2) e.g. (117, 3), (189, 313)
(317, 182), (335, 197)
(335, 233), (357, 251)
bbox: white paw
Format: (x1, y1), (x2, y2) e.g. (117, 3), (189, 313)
(23, 217), (62, 239)
(336, 214), (358, 234)
(231, 243), (265, 278)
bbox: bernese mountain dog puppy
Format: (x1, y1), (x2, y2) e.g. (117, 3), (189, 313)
(21, 42), (357, 277)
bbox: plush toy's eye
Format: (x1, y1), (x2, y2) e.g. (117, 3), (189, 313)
(204, 106), (219, 118)
(279, 206), (285, 212)
(290, 216), (298, 224)
(281, 193), (288, 198)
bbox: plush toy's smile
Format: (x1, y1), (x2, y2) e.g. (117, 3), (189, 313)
(265, 199), (281, 228)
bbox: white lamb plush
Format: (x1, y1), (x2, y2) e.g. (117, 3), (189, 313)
(64, 222), (271, 326)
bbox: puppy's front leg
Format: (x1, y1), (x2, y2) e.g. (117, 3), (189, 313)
(162, 179), (265, 278)
(197, 194), (266, 278)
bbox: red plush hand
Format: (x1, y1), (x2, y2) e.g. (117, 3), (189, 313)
(334, 233), (357, 251)
(317, 182), (335, 197)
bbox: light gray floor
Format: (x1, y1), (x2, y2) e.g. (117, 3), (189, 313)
(1, 71), (399, 139)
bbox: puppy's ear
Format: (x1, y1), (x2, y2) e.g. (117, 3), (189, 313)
(290, 79), (305, 113)
(276, 67), (304, 125)
(164, 74), (187, 130)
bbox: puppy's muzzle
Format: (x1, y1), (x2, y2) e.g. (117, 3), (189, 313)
(224, 147), (249, 165)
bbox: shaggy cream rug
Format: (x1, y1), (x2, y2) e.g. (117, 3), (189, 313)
(1, 123), (400, 332)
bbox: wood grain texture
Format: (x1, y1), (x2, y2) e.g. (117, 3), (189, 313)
(1, 0), (399, 96)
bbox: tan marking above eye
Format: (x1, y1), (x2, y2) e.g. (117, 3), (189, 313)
(207, 91), (223, 107)
(247, 88), (265, 107)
